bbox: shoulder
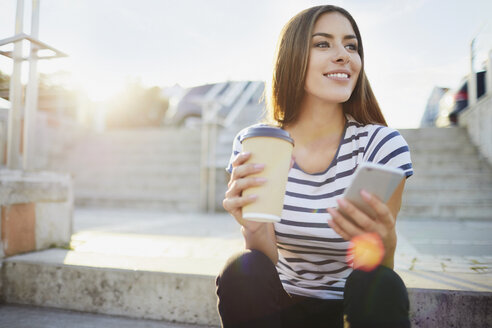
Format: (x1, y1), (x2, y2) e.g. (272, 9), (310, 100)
(346, 115), (407, 147)
(366, 125), (409, 149)
(346, 116), (413, 177)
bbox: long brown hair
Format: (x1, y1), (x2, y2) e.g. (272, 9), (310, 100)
(268, 5), (387, 127)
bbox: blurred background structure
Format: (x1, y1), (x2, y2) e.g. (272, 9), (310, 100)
(0, 1), (491, 327)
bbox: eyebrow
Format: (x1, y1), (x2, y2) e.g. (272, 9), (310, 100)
(312, 32), (357, 40)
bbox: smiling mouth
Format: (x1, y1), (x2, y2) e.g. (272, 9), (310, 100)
(324, 72), (350, 79)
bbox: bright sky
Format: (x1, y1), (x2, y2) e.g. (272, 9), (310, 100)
(0, 0), (491, 128)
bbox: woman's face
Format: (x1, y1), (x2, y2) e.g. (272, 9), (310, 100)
(304, 12), (362, 105)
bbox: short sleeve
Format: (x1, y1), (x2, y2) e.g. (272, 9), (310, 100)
(363, 126), (413, 178)
(226, 131), (243, 174)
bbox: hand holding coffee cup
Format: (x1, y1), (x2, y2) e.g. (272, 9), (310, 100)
(223, 151), (267, 230)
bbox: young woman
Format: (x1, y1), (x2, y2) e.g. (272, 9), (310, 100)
(217, 5), (412, 328)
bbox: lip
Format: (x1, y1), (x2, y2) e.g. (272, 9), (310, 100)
(323, 69), (351, 80)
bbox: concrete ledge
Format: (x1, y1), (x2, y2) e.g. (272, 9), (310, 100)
(0, 170), (71, 205)
(408, 288), (492, 327)
(2, 250), (220, 326)
(0, 170), (73, 258)
(2, 249), (492, 327)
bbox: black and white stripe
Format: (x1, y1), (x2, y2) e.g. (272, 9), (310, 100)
(227, 116), (413, 299)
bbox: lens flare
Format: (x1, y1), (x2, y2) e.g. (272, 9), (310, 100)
(348, 232), (385, 272)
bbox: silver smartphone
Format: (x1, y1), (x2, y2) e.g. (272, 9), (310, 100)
(340, 162), (405, 218)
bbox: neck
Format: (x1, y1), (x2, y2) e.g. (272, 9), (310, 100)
(285, 97), (346, 147)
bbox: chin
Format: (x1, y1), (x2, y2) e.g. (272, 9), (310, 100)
(322, 95), (352, 104)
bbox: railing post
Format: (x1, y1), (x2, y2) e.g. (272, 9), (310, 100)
(208, 115), (217, 214)
(200, 106), (210, 212)
(6, 0), (24, 169)
(487, 49), (492, 96)
(200, 100), (220, 213)
(468, 38), (477, 107)
(23, 0), (40, 171)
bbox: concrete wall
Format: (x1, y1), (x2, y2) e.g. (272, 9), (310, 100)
(0, 170), (73, 259)
(460, 94), (492, 166)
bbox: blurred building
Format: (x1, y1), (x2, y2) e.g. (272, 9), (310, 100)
(164, 80), (266, 127)
(420, 86), (449, 127)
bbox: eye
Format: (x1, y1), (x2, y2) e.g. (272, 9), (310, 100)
(345, 43), (358, 51)
(315, 41), (330, 48)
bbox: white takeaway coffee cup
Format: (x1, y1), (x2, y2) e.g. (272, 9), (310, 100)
(240, 126), (294, 223)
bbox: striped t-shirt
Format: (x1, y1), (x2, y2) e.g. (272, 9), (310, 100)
(226, 116), (413, 299)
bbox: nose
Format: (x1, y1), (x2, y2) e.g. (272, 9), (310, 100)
(332, 46), (350, 64)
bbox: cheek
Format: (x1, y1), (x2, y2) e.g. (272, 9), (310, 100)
(351, 58), (362, 85)
(352, 57), (362, 75)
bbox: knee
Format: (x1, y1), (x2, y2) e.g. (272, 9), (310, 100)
(344, 266), (410, 327)
(217, 249), (276, 282)
(346, 266), (407, 294)
(216, 249), (277, 293)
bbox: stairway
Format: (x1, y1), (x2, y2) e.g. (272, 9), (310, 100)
(400, 127), (492, 220)
(46, 125), (492, 219)
(48, 127), (202, 211)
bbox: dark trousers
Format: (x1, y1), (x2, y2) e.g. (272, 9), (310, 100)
(216, 250), (410, 328)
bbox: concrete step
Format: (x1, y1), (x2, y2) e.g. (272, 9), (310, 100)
(400, 203), (492, 220)
(410, 171), (492, 181)
(406, 136), (472, 146)
(73, 181), (200, 190)
(75, 189), (201, 200)
(410, 147), (479, 156)
(1, 250), (224, 326)
(410, 151), (485, 161)
(412, 160), (488, 171)
(406, 179), (492, 188)
(75, 174), (200, 189)
(74, 192), (201, 211)
(55, 153), (201, 165)
(399, 127), (468, 139)
(403, 190), (492, 203)
(0, 304), (212, 328)
(72, 165), (200, 174)
(3, 246), (491, 328)
(74, 199), (201, 211)
(73, 171), (200, 182)
(69, 146), (202, 156)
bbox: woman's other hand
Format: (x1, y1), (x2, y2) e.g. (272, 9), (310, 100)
(327, 180), (405, 268)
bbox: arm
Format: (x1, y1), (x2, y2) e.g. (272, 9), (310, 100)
(223, 152), (279, 264)
(379, 178), (405, 268)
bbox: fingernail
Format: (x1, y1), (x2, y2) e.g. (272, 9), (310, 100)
(241, 152), (251, 157)
(254, 164), (265, 169)
(256, 177), (267, 183)
(248, 194), (258, 200)
(337, 199), (347, 208)
(361, 190), (371, 200)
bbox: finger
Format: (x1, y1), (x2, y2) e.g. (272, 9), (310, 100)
(360, 190), (393, 226)
(336, 198), (375, 232)
(327, 207), (363, 239)
(289, 155), (296, 170)
(327, 211), (351, 241)
(226, 177), (267, 198)
(231, 152), (251, 168)
(223, 194), (257, 213)
(231, 162), (265, 182)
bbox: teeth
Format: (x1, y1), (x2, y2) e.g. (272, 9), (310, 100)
(325, 73), (349, 78)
